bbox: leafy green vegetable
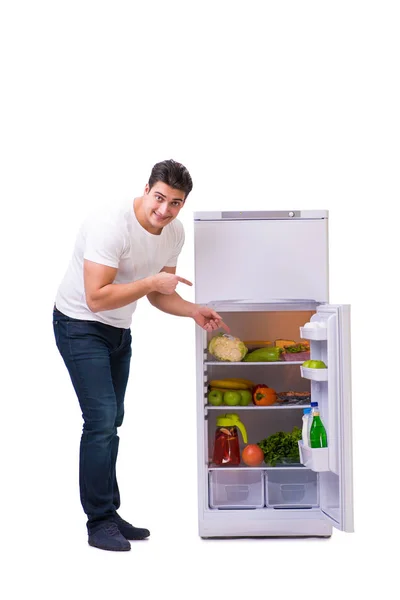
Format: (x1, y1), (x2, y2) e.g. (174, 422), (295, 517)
(284, 343), (309, 353)
(257, 427), (302, 466)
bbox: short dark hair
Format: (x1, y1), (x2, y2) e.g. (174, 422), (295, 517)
(148, 159), (193, 199)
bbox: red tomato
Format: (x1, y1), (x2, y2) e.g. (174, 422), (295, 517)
(242, 444), (264, 467)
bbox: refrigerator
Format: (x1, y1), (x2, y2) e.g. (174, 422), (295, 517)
(193, 210), (354, 538)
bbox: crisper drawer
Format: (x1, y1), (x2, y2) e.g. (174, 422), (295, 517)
(209, 470), (264, 509)
(265, 470), (318, 508)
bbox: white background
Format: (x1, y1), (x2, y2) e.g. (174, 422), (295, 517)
(1, 0), (399, 598)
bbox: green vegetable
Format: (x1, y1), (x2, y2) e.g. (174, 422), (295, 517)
(243, 347), (283, 362)
(284, 343), (309, 353)
(257, 427), (302, 466)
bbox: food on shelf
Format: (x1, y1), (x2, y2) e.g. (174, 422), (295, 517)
(207, 378), (255, 406)
(223, 391), (242, 406)
(284, 342), (310, 352)
(209, 379), (250, 390)
(242, 444), (264, 466)
(208, 333), (248, 362)
(243, 347), (283, 362)
(208, 334), (312, 363)
(281, 352), (310, 362)
(243, 340), (272, 351)
(209, 386), (239, 393)
(238, 389), (252, 406)
(276, 390), (311, 405)
(212, 414), (248, 466)
(280, 341), (310, 362)
(302, 360), (327, 369)
(208, 389), (224, 406)
(253, 384), (277, 406)
(275, 339), (296, 349)
(208, 384), (253, 406)
(257, 427), (302, 466)
(223, 377), (254, 388)
(208, 389), (250, 406)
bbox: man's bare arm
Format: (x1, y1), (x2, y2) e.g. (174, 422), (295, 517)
(84, 260), (192, 313)
(147, 266), (196, 316)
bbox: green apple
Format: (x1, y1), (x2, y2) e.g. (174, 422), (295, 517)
(223, 391), (241, 406)
(302, 360), (312, 367)
(208, 389), (223, 406)
(239, 389), (252, 406)
(308, 360), (327, 369)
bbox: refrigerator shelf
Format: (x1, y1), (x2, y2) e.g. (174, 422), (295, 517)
(206, 404), (310, 410)
(205, 360), (305, 366)
(208, 465), (307, 470)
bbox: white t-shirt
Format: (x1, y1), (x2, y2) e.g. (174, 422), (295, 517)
(55, 199), (185, 328)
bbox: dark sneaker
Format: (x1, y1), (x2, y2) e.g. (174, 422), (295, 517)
(88, 522), (131, 552)
(112, 513), (150, 540)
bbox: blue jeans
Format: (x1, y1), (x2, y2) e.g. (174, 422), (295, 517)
(53, 306), (132, 531)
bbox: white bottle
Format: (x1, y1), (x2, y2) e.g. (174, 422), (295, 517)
(302, 408), (312, 446)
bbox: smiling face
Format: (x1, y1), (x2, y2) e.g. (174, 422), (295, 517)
(137, 181), (186, 234)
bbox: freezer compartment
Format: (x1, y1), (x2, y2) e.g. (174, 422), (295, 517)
(265, 469), (318, 508)
(194, 216), (329, 304)
(209, 469), (264, 509)
(298, 441), (329, 472)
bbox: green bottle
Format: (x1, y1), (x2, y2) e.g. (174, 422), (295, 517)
(309, 410), (328, 448)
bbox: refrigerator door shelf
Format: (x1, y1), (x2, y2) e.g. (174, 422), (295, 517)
(298, 441), (329, 472)
(300, 326), (327, 341)
(300, 366), (329, 381)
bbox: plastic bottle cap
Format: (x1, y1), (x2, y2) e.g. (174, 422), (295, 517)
(311, 401), (319, 407)
(303, 408), (311, 414)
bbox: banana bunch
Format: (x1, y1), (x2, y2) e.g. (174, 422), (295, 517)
(209, 377), (254, 392)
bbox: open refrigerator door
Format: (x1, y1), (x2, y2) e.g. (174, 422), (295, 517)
(298, 304), (354, 532)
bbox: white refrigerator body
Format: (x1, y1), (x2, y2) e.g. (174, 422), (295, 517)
(193, 211), (354, 538)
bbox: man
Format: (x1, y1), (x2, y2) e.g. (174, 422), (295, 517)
(53, 159), (228, 551)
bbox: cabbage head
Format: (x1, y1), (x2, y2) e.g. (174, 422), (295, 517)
(208, 333), (248, 362)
